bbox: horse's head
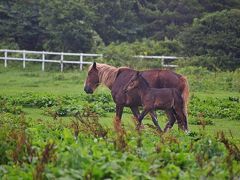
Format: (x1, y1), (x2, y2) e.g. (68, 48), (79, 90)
(124, 71), (140, 93)
(84, 62), (99, 94)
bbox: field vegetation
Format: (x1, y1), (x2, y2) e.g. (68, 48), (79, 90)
(1, 0), (240, 179)
(0, 65), (240, 179)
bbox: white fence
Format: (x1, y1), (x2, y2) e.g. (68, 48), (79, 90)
(0, 49), (179, 71)
(0, 49), (102, 72)
(134, 55), (179, 68)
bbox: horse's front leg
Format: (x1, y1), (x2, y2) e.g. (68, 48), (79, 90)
(149, 111), (162, 132)
(130, 106), (146, 129)
(130, 106), (140, 123)
(114, 104), (124, 131)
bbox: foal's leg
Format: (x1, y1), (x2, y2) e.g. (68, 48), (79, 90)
(130, 106), (140, 122)
(164, 109), (177, 132)
(174, 106), (189, 132)
(149, 110), (162, 132)
(136, 109), (149, 129)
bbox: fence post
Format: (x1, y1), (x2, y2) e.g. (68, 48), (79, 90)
(60, 52), (64, 72)
(80, 53), (83, 71)
(42, 51), (45, 71)
(4, 50), (7, 68)
(23, 50), (26, 69)
(161, 56), (164, 67)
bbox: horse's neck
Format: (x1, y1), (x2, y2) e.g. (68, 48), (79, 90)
(138, 77), (150, 99)
(98, 65), (118, 89)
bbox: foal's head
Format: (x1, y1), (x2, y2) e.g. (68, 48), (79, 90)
(84, 62), (100, 94)
(124, 71), (143, 92)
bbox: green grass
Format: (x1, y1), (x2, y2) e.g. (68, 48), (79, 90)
(1, 65), (240, 179)
(0, 69), (86, 95)
(0, 65), (240, 138)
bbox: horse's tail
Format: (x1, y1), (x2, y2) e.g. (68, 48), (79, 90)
(179, 76), (189, 117)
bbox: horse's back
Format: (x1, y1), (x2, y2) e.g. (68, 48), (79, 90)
(141, 69), (183, 89)
(111, 68), (187, 107)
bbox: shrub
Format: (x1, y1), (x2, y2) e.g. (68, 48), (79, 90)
(179, 9), (240, 70)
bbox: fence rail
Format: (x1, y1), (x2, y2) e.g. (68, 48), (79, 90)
(0, 49), (103, 71)
(134, 55), (179, 68)
(0, 49), (179, 71)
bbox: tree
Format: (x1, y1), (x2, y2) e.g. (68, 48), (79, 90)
(198, 0), (240, 12)
(39, 0), (99, 52)
(136, 0), (203, 40)
(179, 9), (240, 70)
(0, 0), (44, 50)
(86, 0), (141, 45)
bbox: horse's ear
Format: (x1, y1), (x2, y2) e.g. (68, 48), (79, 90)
(136, 71), (140, 76)
(92, 62), (97, 69)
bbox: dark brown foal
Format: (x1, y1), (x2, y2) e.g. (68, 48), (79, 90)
(124, 71), (188, 132)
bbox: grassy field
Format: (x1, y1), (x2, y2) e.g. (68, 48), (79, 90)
(0, 65), (239, 135)
(0, 64), (240, 179)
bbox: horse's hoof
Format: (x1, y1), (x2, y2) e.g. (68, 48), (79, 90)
(163, 127), (170, 133)
(136, 124), (144, 130)
(157, 128), (163, 133)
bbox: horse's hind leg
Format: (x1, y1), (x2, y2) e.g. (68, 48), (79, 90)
(164, 110), (177, 132)
(149, 111), (162, 132)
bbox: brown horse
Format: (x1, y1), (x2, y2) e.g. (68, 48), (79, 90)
(124, 71), (188, 132)
(84, 62), (189, 131)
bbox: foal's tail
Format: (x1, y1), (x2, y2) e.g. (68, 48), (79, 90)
(179, 76), (189, 117)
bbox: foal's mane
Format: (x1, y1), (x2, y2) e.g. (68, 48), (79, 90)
(138, 72), (150, 88)
(89, 63), (130, 88)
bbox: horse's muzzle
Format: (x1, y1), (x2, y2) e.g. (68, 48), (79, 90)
(84, 86), (93, 94)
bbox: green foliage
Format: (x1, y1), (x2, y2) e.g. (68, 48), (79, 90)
(86, 0), (141, 45)
(0, 111), (239, 179)
(198, 0), (240, 12)
(0, 0), (44, 50)
(189, 95), (240, 120)
(136, 0), (204, 40)
(179, 9), (240, 70)
(0, 98), (23, 114)
(0, 92), (115, 117)
(1, 110), (240, 179)
(177, 66), (240, 92)
(101, 39), (181, 68)
(39, 0), (98, 52)
(0, 68), (240, 179)
(1, 0), (240, 70)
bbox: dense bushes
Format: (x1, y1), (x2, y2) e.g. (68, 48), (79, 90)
(1, 0), (239, 51)
(179, 9), (240, 70)
(1, 90), (240, 121)
(177, 66), (240, 92)
(189, 95), (240, 120)
(99, 39), (181, 68)
(0, 111), (240, 179)
(0, 93), (115, 117)
(1, 1), (240, 70)
(0, 67), (240, 178)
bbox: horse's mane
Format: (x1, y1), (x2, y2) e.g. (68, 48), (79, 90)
(88, 63), (130, 89)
